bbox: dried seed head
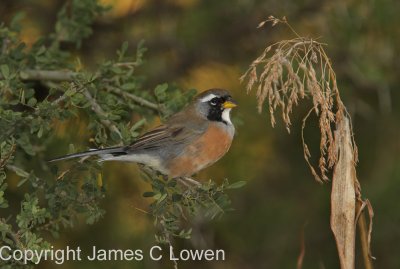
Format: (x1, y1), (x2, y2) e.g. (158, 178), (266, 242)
(241, 20), (357, 182)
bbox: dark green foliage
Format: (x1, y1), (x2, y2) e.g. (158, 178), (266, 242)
(140, 167), (246, 242)
(0, 1), (244, 267)
(55, 0), (109, 48)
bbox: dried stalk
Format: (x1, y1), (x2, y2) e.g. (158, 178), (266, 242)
(331, 117), (356, 269)
(241, 16), (374, 269)
(357, 201), (375, 269)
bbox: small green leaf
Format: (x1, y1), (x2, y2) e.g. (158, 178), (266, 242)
(117, 41), (129, 60)
(111, 66), (123, 74)
(143, 192), (155, 197)
(7, 165), (29, 178)
(121, 41), (128, 53)
(17, 177), (29, 187)
(130, 119), (146, 133)
(10, 12), (25, 30)
(27, 97), (37, 107)
(227, 180), (247, 189)
(121, 82), (136, 90)
(157, 193), (167, 204)
(154, 83), (168, 100)
(155, 83), (168, 94)
(68, 144), (75, 154)
(37, 126), (44, 138)
(1, 65), (10, 79)
(65, 89), (76, 96)
(110, 130), (121, 141)
(25, 88), (35, 98)
(167, 180), (177, 187)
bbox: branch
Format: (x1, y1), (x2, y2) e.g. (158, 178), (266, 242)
(5, 69), (161, 112)
(1, 38), (10, 55)
(106, 86), (162, 113)
(0, 218), (24, 249)
(19, 70), (76, 81)
(0, 143), (16, 169)
(83, 90), (122, 138)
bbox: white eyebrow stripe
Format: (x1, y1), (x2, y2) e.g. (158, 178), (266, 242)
(200, 94), (217, 102)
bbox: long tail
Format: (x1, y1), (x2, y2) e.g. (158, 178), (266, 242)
(48, 146), (126, 163)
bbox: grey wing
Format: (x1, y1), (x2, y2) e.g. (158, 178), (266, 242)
(125, 123), (204, 153)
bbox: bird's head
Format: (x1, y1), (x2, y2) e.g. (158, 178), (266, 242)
(195, 88), (237, 125)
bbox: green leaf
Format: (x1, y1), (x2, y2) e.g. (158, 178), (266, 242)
(227, 180), (247, 189)
(130, 118), (146, 134)
(24, 88), (35, 99)
(110, 130), (121, 141)
(17, 177), (29, 187)
(111, 66), (123, 74)
(7, 165), (29, 178)
(143, 192), (155, 197)
(37, 126), (44, 138)
(0, 65), (10, 79)
(167, 180), (177, 187)
(27, 97), (37, 107)
(121, 82), (136, 90)
(117, 41), (129, 60)
(65, 88), (76, 96)
(10, 12), (25, 31)
(157, 193), (168, 204)
(121, 41), (128, 53)
(154, 83), (168, 100)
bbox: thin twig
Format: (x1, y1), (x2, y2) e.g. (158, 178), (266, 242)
(83, 90), (122, 138)
(0, 218), (24, 249)
(113, 62), (140, 67)
(0, 143), (16, 169)
(6, 69), (161, 113)
(49, 81), (90, 107)
(19, 70), (76, 81)
(106, 86), (162, 113)
(1, 38), (10, 55)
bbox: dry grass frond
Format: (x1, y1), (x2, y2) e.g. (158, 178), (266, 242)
(241, 16), (375, 269)
(240, 15), (357, 183)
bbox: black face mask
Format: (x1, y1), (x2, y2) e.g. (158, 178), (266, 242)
(207, 96), (228, 124)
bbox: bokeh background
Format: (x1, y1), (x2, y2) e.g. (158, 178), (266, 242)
(1, 0), (400, 268)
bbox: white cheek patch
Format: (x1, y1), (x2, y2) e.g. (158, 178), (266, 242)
(200, 93), (217, 102)
(221, 108), (232, 125)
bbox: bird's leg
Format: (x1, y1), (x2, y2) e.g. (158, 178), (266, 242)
(178, 178), (191, 188)
(180, 176), (201, 187)
(138, 164), (161, 182)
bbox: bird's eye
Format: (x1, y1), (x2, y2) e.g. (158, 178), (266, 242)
(209, 98), (218, 106)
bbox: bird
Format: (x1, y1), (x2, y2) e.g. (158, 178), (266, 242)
(49, 88), (237, 179)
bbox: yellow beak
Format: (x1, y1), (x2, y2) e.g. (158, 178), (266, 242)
(222, 100), (237, 109)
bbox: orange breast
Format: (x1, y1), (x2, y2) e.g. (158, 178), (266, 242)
(168, 124), (233, 177)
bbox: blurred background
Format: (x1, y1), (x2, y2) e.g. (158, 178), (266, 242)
(1, 0), (400, 268)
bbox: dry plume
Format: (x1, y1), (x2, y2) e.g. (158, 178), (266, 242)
(241, 16), (374, 269)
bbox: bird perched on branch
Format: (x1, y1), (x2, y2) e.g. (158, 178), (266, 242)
(49, 88), (237, 178)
